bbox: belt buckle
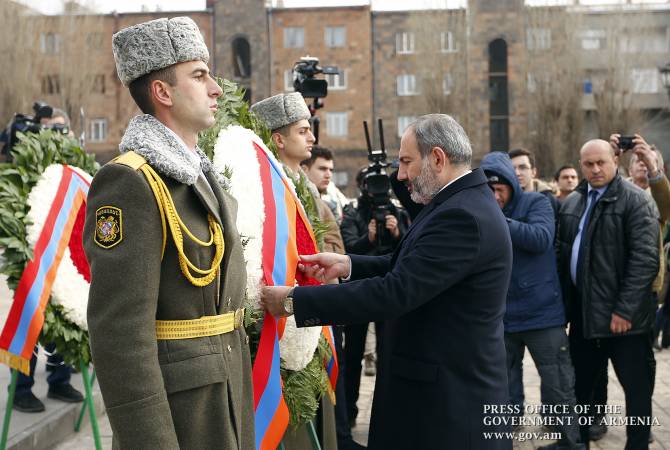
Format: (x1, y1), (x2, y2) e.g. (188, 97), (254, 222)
(234, 308), (244, 329)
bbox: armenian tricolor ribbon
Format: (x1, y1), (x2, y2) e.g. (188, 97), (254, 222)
(322, 325), (339, 394)
(252, 141), (298, 450)
(0, 165), (90, 374)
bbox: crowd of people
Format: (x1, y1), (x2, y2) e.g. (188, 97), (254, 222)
(294, 132), (669, 450)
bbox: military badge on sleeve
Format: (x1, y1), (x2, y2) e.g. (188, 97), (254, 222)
(95, 206), (122, 249)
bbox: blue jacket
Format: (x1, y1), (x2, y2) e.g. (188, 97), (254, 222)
(481, 151), (566, 333)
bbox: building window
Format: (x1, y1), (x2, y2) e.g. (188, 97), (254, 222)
(41, 75), (60, 95)
(284, 27), (304, 48)
(527, 73), (536, 93)
(396, 32), (415, 54)
(631, 68), (658, 94)
(40, 32), (61, 54)
(397, 74), (419, 96)
(526, 28), (551, 50)
(440, 31), (457, 53)
(333, 171), (349, 187)
(89, 119), (108, 142)
(325, 71), (346, 90)
(580, 29), (606, 50)
(90, 74), (105, 94)
(326, 112), (348, 137)
(232, 37), (251, 78)
(397, 116), (417, 137)
(325, 26), (346, 48)
(87, 32), (104, 49)
(284, 70), (295, 91)
(620, 28), (669, 53)
(489, 39), (509, 151)
(443, 73), (453, 95)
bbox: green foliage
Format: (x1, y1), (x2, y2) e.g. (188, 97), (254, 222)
(42, 304), (91, 366)
(281, 336), (331, 427)
(0, 130), (98, 366)
(198, 78), (275, 160)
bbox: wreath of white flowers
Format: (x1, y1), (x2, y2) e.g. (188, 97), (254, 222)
(25, 164), (92, 330)
(213, 125), (321, 371)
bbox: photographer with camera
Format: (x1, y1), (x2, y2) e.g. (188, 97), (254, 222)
(0, 102), (71, 162)
(339, 164), (409, 429)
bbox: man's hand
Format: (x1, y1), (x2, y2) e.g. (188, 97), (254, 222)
(610, 313), (632, 334)
(385, 215), (400, 239)
(608, 133), (621, 154)
(260, 285), (292, 318)
(298, 253), (351, 283)
(368, 219), (377, 243)
(632, 134), (659, 177)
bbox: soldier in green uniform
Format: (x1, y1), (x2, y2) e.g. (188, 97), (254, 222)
(83, 17), (254, 449)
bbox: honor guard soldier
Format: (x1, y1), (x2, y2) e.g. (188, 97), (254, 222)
(83, 17), (254, 449)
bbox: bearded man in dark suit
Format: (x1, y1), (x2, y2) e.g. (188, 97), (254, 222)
(262, 114), (513, 450)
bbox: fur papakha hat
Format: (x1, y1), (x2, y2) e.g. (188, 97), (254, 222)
(112, 17), (209, 86)
(250, 93), (311, 131)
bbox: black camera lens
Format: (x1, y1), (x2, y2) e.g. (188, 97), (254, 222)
(618, 136), (635, 151)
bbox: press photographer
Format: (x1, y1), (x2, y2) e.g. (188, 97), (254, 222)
(339, 120), (410, 429)
(0, 102), (71, 161)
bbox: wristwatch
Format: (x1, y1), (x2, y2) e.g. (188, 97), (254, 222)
(283, 288), (295, 315)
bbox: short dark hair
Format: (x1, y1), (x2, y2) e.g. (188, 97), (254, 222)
(128, 66), (177, 115)
(301, 146), (333, 168)
(508, 148), (536, 169)
(554, 164), (576, 182)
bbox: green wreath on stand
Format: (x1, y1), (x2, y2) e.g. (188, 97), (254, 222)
(199, 79), (334, 430)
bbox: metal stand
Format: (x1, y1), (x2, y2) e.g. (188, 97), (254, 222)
(307, 420), (322, 450)
(78, 362), (102, 450)
(0, 370), (17, 450)
(74, 369), (95, 432)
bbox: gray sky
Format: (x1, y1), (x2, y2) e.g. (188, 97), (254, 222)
(17, 0), (669, 15)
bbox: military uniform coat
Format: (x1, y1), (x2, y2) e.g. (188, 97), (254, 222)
(83, 115), (254, 450)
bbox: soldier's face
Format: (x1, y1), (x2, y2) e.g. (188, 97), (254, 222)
(275, 120), (315, 166)
(169, 60), (222, 133)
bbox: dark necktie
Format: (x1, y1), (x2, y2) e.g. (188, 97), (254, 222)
(576, 190), (599, 286)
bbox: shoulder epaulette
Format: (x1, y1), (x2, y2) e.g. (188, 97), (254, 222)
(111, 151), (147, 171)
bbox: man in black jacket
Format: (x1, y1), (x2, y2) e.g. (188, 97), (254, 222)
(261, 113), (513, 450)
(556, 139), (659, 450)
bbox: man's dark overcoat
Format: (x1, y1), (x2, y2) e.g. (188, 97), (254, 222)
(293, 168), (513, 450)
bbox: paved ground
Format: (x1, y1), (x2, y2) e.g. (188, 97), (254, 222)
(2, 272), (669, 449)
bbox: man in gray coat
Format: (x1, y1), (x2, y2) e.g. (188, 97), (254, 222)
(84, 17), (254, 449)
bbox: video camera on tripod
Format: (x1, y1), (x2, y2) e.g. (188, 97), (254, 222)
(361, 119), (395, 249)
(290, 56), (339, 143)
(1, 101), (70, 159)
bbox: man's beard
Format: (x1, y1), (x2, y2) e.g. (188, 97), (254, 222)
(408, 158), (444, 204)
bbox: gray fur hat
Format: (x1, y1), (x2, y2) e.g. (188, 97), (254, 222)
(112, 17), (209, 86)
(251, 93), (311, 131)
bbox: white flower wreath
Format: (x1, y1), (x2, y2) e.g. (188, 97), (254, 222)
(213, 125), (322, 371)
(25, 164), (92, 330)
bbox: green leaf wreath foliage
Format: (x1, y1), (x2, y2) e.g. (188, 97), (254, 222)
(0, 130), (99, 367)
(201, 78), (335, 426)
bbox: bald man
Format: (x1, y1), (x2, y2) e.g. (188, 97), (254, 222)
(555, 140), (659, 450)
